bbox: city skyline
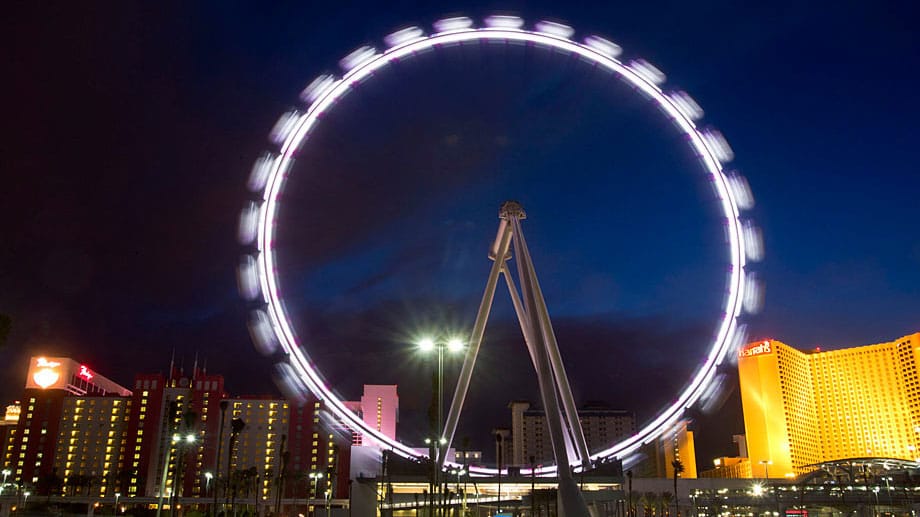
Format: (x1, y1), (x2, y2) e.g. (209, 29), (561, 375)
(2, 1), (918, 464)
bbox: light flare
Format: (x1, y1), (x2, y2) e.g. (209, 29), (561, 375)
(629, 59), (666, 85)
(339, 46), (377, 71)
(299, 75), (336, 104)
(433, 17), (473, 33)
(384, 26), (425, 47)
(269, 111), (300, 145)
(484, 15), (524, 29)
(583, 35), (622, 58)
(535, 20), (574, 39)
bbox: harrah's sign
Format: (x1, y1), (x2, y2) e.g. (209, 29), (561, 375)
(739, 340), (773, 358)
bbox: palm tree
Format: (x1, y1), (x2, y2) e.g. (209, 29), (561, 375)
(641, 491), (658, 517)
(672, 459), (685, 517)
(660, 492), (673, 517)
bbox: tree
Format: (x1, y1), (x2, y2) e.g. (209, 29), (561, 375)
(640, 491), (657, 517)
(660, 492), (673, 517)
(672, 459), (685, 517)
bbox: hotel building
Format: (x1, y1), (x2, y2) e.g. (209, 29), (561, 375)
(2, 356), (398, 503)
(738, 332), (920, 478)
(123, 368), (225, 498)
(4, 357), (132, 492)
(508, 401), (636, 467)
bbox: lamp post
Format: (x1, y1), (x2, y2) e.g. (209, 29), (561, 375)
(157, 433), (180, 517)
(627, 470), (633, 517)
(530, 456), (537, 517)
(115, 492), (121, 515)
(308, 472), (324, 517)
(214, 400), (228, 517)
(172, 433), (197, 517)
(22, 490), (30, 510)
(448, 468), (466, 512)
(418, 335), (465, 517)
(759, 460), (772, 480)
(496, 432), (504, 516)
(1, 468), (10, 495)
(872, 486), (880, 517)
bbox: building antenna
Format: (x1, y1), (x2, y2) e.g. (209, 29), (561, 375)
(169, 348), (176, 382)
(192, 352), (199, 378)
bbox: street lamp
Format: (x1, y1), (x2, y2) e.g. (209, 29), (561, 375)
(1, 468), (10, 495)
(417, 336), (466, 441)
(158, 431), (196, 517)
(308, 472), (324, 517)
(418, 335), (465, 517)
(449, 468), (466, 511)
(759, 460), (772, 480)
(204, 472), (213, 496)
(115, 492), (121, 515)
(23, 490), (31, 509)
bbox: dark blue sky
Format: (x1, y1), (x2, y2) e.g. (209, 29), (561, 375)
(2, 1), (918, 463)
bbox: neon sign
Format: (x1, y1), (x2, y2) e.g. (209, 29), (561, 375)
(32, 357), (62, 389)
(36, 357), (61, 368)
(78, 365), (94, 381)
(739, 340), (772, 358)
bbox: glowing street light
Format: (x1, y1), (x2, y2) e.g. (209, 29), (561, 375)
(0, 468), (10, 495)
(157, 430), (197, 517)
(447, 338), (464, 353)
(308, 472), (324, 517)
(204, 472), (213, 495)
(415, 335), (466, 441)
(418, 337), (435, 352)
(115, 492), (121, 515)
(449, 468), (466, 511)
(759, 459), (772, 479)
(417, 335), (466, 515)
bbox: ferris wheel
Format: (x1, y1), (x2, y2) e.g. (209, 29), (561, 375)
(236, 15), (763, 478)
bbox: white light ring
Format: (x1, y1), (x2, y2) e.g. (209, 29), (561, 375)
(250, 24), (754, 472)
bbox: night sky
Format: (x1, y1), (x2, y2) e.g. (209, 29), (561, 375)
(3, 1), (918, 465)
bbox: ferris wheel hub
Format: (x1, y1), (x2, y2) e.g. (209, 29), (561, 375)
(499, 200), (527, 220)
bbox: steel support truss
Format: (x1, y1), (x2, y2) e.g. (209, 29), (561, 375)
(437, 201), (592, 517)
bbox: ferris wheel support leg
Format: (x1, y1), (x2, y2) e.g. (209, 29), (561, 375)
(502, 265), (578, 465)
(509, 213), (592, 471)
(508, 215), (574, 477)
(508, 214), (590, 517)
(501, 266), (540, 372)
(438, 221), (514, 468)
(534, 287), (592, 470)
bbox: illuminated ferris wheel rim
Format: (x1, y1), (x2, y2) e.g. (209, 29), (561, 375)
(240, 16), (761, 475)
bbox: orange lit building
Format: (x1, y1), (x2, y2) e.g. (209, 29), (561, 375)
(662, 420), (698, 479)
(738, 332), (920, 478)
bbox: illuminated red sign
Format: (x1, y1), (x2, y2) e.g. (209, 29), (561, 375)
(78, 365), (94, 381)
(739, 340), (773, 358)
